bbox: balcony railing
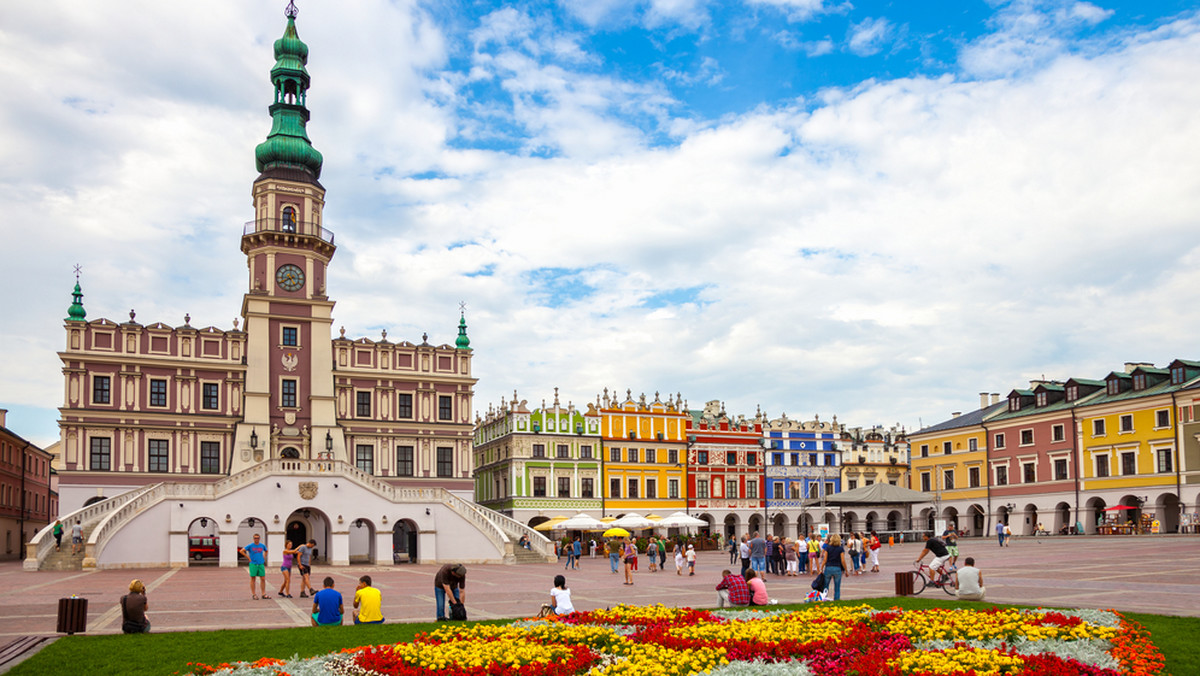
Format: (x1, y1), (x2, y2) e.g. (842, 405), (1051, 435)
(243, 219), (335, 245)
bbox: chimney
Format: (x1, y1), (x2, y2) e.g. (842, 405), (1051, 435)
(1125, 362), (1153, 373)
(0, 408), (6, 428)
(979, 393), (989, 410)
(951, 411), (961, 419)
(991, 393), (1000, 405)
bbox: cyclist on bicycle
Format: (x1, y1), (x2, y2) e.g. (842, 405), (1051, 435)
(914, 532), (953, 586)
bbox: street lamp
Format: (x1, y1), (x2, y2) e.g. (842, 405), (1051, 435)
(249, 429), (258, 449)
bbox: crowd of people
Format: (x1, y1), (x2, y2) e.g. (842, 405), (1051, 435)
(115, 527), (989, 633)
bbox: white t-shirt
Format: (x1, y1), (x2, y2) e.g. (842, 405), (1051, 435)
(957, 566), (984, 596)
(550, 587), (574, 614)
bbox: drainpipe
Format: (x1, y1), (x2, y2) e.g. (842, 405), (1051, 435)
(19, 442), (31, 547)
(1071, 407), (1080, 533)
(1172, 390), (1183, 532)
(982, 421), (992, 535)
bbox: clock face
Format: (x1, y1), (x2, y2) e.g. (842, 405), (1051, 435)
(276, 264), (305, 292)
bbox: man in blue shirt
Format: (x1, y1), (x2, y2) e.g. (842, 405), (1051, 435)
(238, 533), (269, 600)
(311, 576), (343, 626)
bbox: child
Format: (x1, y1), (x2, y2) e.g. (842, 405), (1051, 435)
(685, 543), (696, 576)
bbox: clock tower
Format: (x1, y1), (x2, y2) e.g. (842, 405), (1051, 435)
(234, 1), (342, 472)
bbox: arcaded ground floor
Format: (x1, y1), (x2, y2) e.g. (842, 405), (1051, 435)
(0, 533), (1196, 640)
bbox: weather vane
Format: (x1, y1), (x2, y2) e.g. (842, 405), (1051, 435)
(73, 263), (82, 281)
(285, 1), (298, 19)
(458, 300), (468, 314)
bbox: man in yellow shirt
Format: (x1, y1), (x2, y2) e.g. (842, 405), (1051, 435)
(353, 575), (384, 624)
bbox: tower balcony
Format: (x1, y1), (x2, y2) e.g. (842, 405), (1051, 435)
(243, 218), (334, 244)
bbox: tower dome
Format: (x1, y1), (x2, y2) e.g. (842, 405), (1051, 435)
(254, 2), (323, 181)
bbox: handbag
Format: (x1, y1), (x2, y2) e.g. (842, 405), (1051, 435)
(449, 601), (468, 621)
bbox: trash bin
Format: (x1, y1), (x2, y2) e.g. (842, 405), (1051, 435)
(894, 571), (914, 596)
(56, 597), (88, 635)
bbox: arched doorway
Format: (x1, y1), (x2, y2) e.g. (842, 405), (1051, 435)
(1055, 502), (1072, 534)
(83, 496), (106, 507)
(886, 510), (900, 532)
(723, 514), (739, 538)
(842, 511), (857, 533)
(969, 504), (985, 536)
(1085, 497), (1106, 534)
(286, 520), (308, 551)
(1024, 503), (1039, 535)
(349, 518), (375, 563)
(286, 508), (330, 563)
(865, 511), (877, 534)
(281, 447), (300, 459)
(186, 516), (219, 566)
(393, 519), (418, 564)
(1157, 493), (1181, 532)
(772, 513), (787, 537)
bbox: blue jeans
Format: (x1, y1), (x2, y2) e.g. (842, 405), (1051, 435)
(825, 566), (843, 600)
(750, 556), (766, 573)
(434, 586), (460, 620)
(609, 552), (619, 573)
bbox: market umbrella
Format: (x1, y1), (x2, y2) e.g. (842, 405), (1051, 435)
(612, 513), (654, 529)
(603, 527), (631, 538)
(1104, 505), (1138, 511)
(557, 513), (607, 530)
(533, 516), (568, 531)
(655, 512), (709, 528)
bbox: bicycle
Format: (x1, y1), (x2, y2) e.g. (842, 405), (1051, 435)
(908, 561), (958, 596)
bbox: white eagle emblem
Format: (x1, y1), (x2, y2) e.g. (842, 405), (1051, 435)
(282, 352), (298, 371)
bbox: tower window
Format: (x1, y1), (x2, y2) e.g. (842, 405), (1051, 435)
(282, 206), (297, 233)
(281, 379), (297, 408)
(282, 327), (298, 346)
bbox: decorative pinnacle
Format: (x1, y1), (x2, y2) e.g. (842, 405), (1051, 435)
(73, 263), (82, 281)
(285, 0), (298, 19)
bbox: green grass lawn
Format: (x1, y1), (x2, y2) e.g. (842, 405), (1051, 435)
(12, 598), (1196, 676)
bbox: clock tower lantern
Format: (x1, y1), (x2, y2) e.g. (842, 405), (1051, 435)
(234, 1), (342, 472)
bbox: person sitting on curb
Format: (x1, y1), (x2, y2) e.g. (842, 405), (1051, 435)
(715, 569), (750, 608)
(953, 557), (986, 601)
(311, 577), (343, 626)
(353, 575), (384, 624)
(120, 579), (151, 634)
(743, 568), (770, 606)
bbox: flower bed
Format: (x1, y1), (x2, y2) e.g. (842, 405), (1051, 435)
(182, 604), (1165, 676)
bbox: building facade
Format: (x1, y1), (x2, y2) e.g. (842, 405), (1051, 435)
(907, 394), (1004, 537)
(0, 410), (55, 561)
(763, 414), (843, 537)
(599, 390), (688, 515)
(34, 5), (547, 570)
(911, 360), (1200, 536)
(473, 390), (603, 525)
(685, 401), (764, 538)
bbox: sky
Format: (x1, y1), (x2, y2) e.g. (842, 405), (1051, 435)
(2, 0), (1200, 448)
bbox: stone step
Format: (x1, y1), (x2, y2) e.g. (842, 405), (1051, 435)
(512, 547), (552, 564)
(37, 525), (98, 571)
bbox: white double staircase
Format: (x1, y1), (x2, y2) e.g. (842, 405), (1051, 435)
(26, 459), (554, 571)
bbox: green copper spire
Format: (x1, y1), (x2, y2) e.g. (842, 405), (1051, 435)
(67, 279), (86, 322)
(455, 310), (471, 350)
(254, 2), (323, 179)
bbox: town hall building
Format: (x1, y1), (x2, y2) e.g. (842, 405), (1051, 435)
(27, 3), (550, 571)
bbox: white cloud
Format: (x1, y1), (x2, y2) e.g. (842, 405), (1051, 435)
(847, 16), (892, 56)
(744, 0), (846, 23)
(959, 0), (1116, 78)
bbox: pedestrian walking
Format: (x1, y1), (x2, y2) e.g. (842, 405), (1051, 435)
(995, 521), (1005, 547)
(608, 539), (620, 574)
(686, 543), (696, 576)
(868, 530), (882, 572)
(296, 539), (317, 598)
